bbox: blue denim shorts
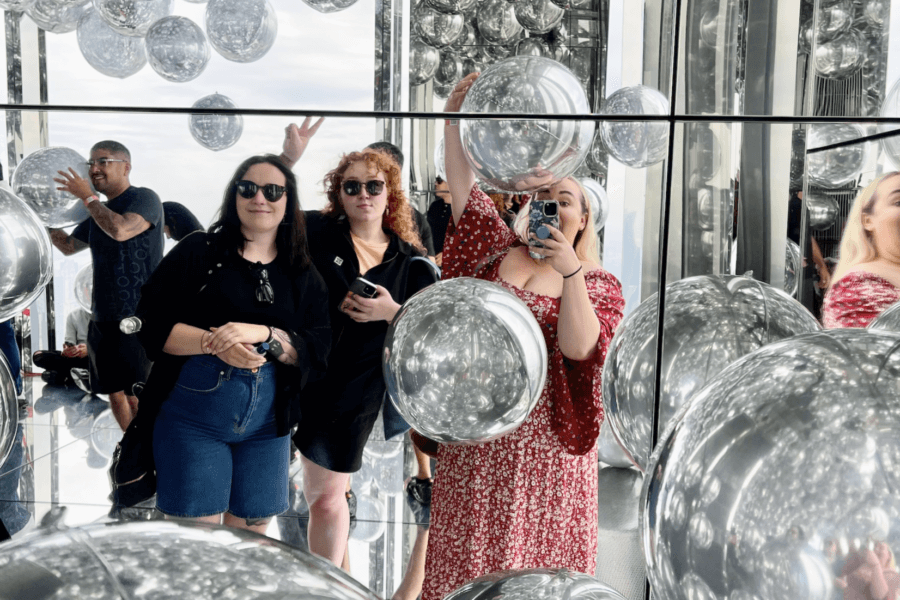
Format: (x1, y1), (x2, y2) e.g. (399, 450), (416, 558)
(153, 355), (289, 520)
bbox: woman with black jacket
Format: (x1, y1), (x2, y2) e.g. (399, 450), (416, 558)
(280, 120), (439, 566)
(133, 155), (330, 534)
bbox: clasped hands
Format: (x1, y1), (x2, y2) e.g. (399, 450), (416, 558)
(204, 322), (269, 369)
(341, 285), (400, 323)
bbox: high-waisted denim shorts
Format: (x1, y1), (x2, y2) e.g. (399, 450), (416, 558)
(153, 355), (288, 520)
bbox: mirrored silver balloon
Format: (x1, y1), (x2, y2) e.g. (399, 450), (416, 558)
(76, 8), (147, 79)
(0, 0), (36, 12)
(435, 49), (465, 87)
(0, 352), (18, 469)
(206, 0), (277, 63)
(878, 78), (900, 170)
(425, 0), (476, 16)
(145, 15), (210, 83)
(814, 29), (864, 79)
(785, 238), (801, 298)
(599, 85), (670, 169)
(434, 137), (446, 179)
(11, 147), (91, 228)
(643, 329), (900, 600)
(410, 39), (440, 86)
(864, 0), (888, 26)
(514, 37), (550, 57)
(597, 424), (632, 469)
(459, 56), (593, 193)
(513, 0), (563, 34)
(867, 300), (900, 332)
(602, 274), (821, 471)
(0, 188), (52, 323)
(92, 0), (173, 37)
(414, 4), (465, 48)
(189, 93), (243, 151)
(444, 568), (627, 600)
(476, 0), (523, 45)
(74, 262), (92, 313)
(579, 177), (608, 231)
(0, 520), (385, 599)
(383, 278), (547, 444)
(805, 192), (840, 231)
(27, 0), (89, 34)
(806, 123), (867, 189)
(300, 0), (357, 13)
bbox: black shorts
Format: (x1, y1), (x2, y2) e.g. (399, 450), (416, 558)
(87, 320), (151, 395)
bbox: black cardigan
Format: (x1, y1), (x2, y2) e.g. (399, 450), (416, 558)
(134, 231), (331, 436)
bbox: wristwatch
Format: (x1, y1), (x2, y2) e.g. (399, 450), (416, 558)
(263, 326), (284, 359)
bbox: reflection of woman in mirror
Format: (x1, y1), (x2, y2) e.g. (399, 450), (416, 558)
(822, 172), (900, 328)
(419, 73), (625, 600)
(836, 541), (900, 600)
(280, 120), (439, 568)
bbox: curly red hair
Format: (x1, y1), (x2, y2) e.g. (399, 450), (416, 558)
(322, 150), (425, 254)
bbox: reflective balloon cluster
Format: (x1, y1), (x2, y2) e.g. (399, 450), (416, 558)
(145, 15), (210, 82)
(205, 0), (277, 63)
(806, 123), (867, 189)
(459, 56), (592, 192)
(644, 329), (900, 600)
(0, 187), (52, 323)
(383, 278), (547, 444)
(0, 520), (384, 599)
(443, 569), (627, 600)
(11, 147), (91, 228)
(599, 85), (670, 169)
(0, 351), (17, 469)
(189, 93), (244, 151)
(797, 0), (883, 81)
(27, 0), (89, 34)
(602, 274), (821, 470)
(77, 8), (148, 79)
(92, 0), (173, 37)
(300, 0), (357, 14)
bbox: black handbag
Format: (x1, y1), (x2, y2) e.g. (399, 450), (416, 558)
(107, 400), (158, 516)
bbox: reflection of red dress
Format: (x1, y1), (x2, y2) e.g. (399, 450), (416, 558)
(822, 271), (900, 329)
(421, 186), (625, 600)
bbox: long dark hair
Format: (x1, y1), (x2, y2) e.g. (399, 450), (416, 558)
(208, 154), (312, 271)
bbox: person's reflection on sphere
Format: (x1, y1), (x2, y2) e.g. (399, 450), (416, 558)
(836, 541), (900, 600)
(822, 172), (900, 328)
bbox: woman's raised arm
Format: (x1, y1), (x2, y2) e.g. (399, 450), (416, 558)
(444, 73), (479, 225)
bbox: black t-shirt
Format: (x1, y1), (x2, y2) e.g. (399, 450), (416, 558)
(427, 199), (453, 253)
(72, 186), (164, 322)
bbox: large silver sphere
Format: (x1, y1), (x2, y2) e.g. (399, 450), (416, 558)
(300, 0), (357, 15)
(206, 0), (277, 63)
(814, 29), (864, 79)
(413, 4), (465, 49)
(599, 85), (670, 169)
(145, 15), (210, 83)
(806, 123), (867, 189)
(0, 188), (52, 322)
(0, 351), (18, 469)
(643, 329), (900, 600)
(11, 147), (91, 228)
(597, 424), (632, 468)
(27, 0), (89, 34)
(513, 0), (563, 34)
(0, 520), (384, 599)
(443, 569), (627, 600)
(74, 262), (92, 313)
(77, 8), (147, 79)
(383, 278), (547, 444)
(476, 0), (523, 45)
(410, 39), (440, 86)
(189, 93), (243, 151)
(459, 56), (593, 193)
(92, 0), (173, 37)
(806, 191), (840, 231)
(867, 300), (900, 332)
(580, 177), (608, 231)
(435, 49), (465, 88)
(602, 274), (821, 471)
(879, 78), (900, 170)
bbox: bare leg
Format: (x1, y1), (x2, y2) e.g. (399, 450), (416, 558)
(223, 512), (272, 536)
(109, 390), (136, 430)
(301, 454), (351, 566)
(392, 527), (430, 600)
(164, 513), (221, 526)
(413, 443), (432, 480)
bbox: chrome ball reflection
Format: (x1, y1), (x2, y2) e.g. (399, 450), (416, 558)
(0, 0), (36, 12)
(643, 329), (900, 600)
(145, 15), (210, 83)
(805, 192), (840, 231)
(785, 238), (801, 297)
(414, 4), (465, 49)
(513, 0), (563, 34)
(514, 37), (549, 57)
(27, 0), (89, 34)
(600, 85), (670, 169)
(425, 0), (476, 15)
(11, 147), (91, 228)
(806, 123), (867, 189)
(597, 424), (632, 469)
(0, 188), (52, 322)
(878, 78), (900, 170)
(814, 29), (864, 79)
(580, 177), (608, 231)
(459, 56), (592, 193)
(444, 568), (627, 600)
(476, 0), (523, 45)
(74, 263), (92, 313)
(435, 49), (465, 88)
(383, 278), (547, 444)
(0, 351), (17, 468)
(410, 39), (440, 86)
(300, 0), (357, 13)
(867, 301), (900, 332)
(0, 520), (385, 599)
(189, 93), (243, 151)
(602, 275), (821, 471)
(92, 0), (173, 37)
(77, 8), (147, 78)
(205, 0), (277, 63)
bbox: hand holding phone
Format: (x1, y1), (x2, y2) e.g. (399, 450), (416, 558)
(349, 276), (378, 299)
(528, 199), (560, 260)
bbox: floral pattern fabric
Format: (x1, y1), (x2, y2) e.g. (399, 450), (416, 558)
(822, 271), (900, 329)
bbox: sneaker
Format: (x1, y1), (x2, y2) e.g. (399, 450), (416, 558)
(406, 477), (432, 506)
(70, 368), (91, 394)
(404, 480), (431, 528)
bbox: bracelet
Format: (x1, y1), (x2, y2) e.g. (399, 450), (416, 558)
(445, 119), (459, 127)
(84, 195), (99, 205)
(562, 265), (583, 279)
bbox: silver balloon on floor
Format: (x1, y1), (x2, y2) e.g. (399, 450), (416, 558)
(92, 0), (174, 37)
(189, 93), (243, 151)
(643, 329), (900, 600)
(11, 147), (91, 229)
(0, 187), (52, 323)
(602, 274), (821, 471)
(206, 0), (277, 63)
(600, 85), (670, 169)
(145, 15), (210, 83)
(384, 278), (547, 444)
(77, 8), (147, 79)
(444, 568), (627, 600)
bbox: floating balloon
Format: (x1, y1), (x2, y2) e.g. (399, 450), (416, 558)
(806, 123), (867, 189)
(206, 0), (277, 63)
(0, 0), (35, 11)
(11, 147), (91, 228)
(414, 4), (465, 48)
(600, 85), (670, 169)
(145, 16), (210, 83)
(785, 238), (801, 297)
(584, 127), (608, 175)
(410, 39), (439, 86)
(815, 0), (852, 40)
(459, 56), (593, 193)
(76, 8), (147, 79)
(300, 0), (357, 14)
(383, 278), (547, 444)
(879, 78), (900, 169)
(74, 262), (92, 313)
(425, 0), (476, 15)
(805, 192), (840, 230)
(643, 329), (900, 600)
(449, 22), (477, 58)
(580, 177), (608, 231)
(0, 188), (52, 323)
(476, 0), (523, 45)
(0, 352), (17, 469)
(514, 37), (550, 57)
(189, 93), (243, 151)
(27, 0), (89, 34)
(602, 274), (821, 471)
(814, 29), (864, 79)
(92, 0), (173, 37)
(444, 569), (627, 600)
(434, 49), (464, 88)
(513, 0), (563, 34)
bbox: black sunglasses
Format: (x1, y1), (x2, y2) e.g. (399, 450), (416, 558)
(253, 265), (275, 304)
(342, 180), (386, 196)
(236, 180), (286, 202)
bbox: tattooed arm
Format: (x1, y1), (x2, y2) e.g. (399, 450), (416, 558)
(84, 202), (151, 242)
(48, 228), (88, 256)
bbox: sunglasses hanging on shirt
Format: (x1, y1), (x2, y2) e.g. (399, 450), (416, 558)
(253, 264), (275, 304)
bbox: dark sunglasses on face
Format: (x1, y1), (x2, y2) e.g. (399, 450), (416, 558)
(236, 180), (286, 202)
(342, 180), (386, 196)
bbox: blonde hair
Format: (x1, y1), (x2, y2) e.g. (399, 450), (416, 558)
(511, 177), (600, 265)
(831, 171), (900, 287)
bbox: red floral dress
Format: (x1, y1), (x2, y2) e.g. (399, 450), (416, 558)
(822, 271), (900, 328)
(421, 186), (625, 600)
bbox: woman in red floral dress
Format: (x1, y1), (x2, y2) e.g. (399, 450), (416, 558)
(420, 74), (625, 600)
(822, 172), (900, 328)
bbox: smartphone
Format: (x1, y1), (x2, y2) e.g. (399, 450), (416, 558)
(528, 199), (560, 259)
(349, 276), (378, 298)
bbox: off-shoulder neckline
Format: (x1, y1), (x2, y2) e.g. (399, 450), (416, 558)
(833, 270), (900, 291)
